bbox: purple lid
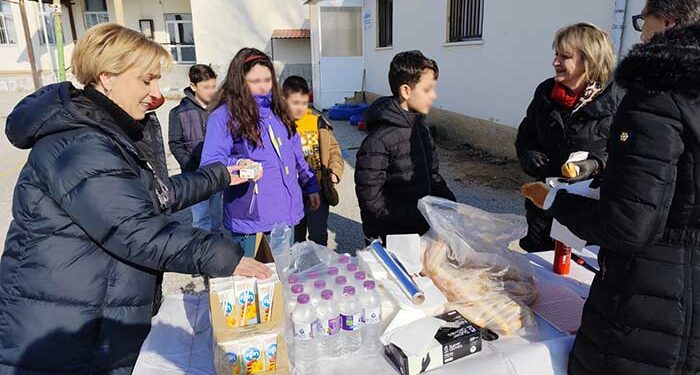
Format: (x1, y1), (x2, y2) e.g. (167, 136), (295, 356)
(314, 280), (326, 289)
(335, 276), (347, 285)
(327, 266), (340, 276)
(343, 286), (356, 296)
(291, 284), (304, 294)
(321, 289), (334, 300)
(288, 275), (299, 284)
(346, 264), (359, 273)
(354, 271), (366, 281)
(307, 271), (320, 279)
(297, 293), (310, 304)
(338, 255), (351, 264)
(364, 280), (376, 290)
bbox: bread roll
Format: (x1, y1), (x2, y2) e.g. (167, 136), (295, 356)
(561, 162), (579, 179)
(520, 182), (549, 209)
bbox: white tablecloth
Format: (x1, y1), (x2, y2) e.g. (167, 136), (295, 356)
(134, 249), (599, 375)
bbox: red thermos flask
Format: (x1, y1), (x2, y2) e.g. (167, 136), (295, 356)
(554, 240), (572, 275)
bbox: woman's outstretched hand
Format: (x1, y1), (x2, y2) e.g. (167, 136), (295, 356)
(233, 257), (273, 279)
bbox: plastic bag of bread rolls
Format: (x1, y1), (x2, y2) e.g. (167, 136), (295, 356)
(417, 197), (537, 336)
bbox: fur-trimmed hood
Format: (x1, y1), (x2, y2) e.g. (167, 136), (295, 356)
(616, 23), (700, 93)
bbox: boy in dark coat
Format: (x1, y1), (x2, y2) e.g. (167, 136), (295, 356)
(355, 50), (455, 242)
(168, 64), (222, 231)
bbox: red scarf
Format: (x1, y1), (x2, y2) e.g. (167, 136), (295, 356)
(550, 82), (585, 110)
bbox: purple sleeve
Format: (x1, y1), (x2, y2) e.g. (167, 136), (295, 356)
(200, 108), (238, 168)
(293, 133), (320, 195)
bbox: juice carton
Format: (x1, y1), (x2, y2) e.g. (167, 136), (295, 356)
(261, 333), (278, 371)
(239, 338), (265, 374)
(257, 267), (279, 323)
(220, 341), (242, 375)
(234, 276), (259, 326)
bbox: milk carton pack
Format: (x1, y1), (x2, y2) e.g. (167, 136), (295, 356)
(234, 276), (259, 327)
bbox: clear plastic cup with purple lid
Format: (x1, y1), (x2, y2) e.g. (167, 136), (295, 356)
(363, 280), (376, 290)
(343, 286), (356, 296)
(346, 263), (359, 273)
(354, 271), (366, 283)
(338, 254), (351, 264)
(288, 275), (300, 285)
(314, 280), (327, 290)
(307, 271), (320, 280)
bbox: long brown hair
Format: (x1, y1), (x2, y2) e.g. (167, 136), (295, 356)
(211, 48), (296, 148)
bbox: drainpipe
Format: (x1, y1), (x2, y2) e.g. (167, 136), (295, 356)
(612, 0), (629, 58)
(38, 1), (54, 81)
(52, 0), (65, 81)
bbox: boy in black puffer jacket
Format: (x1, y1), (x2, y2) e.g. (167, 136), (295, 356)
(355, 50), (456, 242)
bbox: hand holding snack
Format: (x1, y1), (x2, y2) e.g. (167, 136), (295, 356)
(227, 165), (249, 186)
(520, 182), (551, 209)
(237, 159), (264, 181)
(561, 159), (599, 183)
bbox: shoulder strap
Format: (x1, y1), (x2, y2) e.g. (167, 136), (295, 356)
(317, 115), (333, 131)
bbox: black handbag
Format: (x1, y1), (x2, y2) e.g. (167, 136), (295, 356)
(320, 167), (339, 206)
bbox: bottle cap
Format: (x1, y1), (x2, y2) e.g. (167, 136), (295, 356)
(321, 289), (334, 300)
(297, 293), (310, 304)
(327, 266), (340, 276)
(291, 284), (304, 294)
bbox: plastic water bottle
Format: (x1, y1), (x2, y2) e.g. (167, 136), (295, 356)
(286, 284), (305, 336)
(286, 284), (305, 317)
(311, 279), (327, 306)
(304, 271), (321, 290)
(339, 286), (362, 353)
(334, 276), (348, 296)
(292, 294), (317, 373)
(337, 254), (352, 266)
(327, 266), (340, 278)
(360, 280), (383, 353)
(345, 263), (359, 277)
(353, 271), (367, 289)
(288, 274), (300, 286)
(315, 289), (342, 357)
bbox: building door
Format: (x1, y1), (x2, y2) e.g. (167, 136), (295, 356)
(165, 13), (195, 64)
(312, 6), (364, 110)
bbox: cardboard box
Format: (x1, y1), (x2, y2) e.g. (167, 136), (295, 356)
(210, 283), (289, 375)
(384, 310), (482, 375)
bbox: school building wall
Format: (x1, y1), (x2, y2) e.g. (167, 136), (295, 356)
(0, 0), (194, 92)
(190, 0), (311, 85)
(361, 0), (646, 159)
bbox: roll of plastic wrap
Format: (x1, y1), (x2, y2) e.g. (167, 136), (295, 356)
(370, 241), (425, 305)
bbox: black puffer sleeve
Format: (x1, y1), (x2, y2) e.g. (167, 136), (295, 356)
(44, 133), (243, 277)
(549, 90), (685, 252)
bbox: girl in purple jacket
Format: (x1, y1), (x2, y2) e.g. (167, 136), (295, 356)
(201, 48), (320, 257)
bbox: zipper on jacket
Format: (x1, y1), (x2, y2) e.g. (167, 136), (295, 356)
(397, 108), (433, 194)
(676, 244), (693, 375)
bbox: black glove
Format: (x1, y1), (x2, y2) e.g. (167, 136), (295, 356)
(566, 159), (600, 182)
(522, 151), (550, 177)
